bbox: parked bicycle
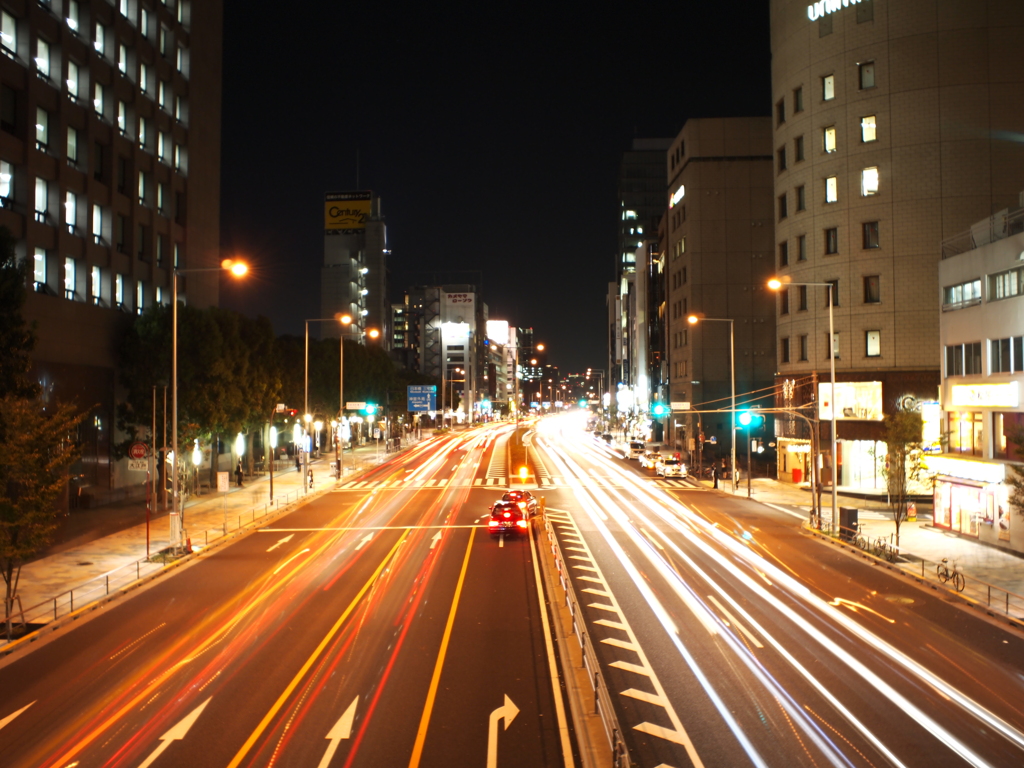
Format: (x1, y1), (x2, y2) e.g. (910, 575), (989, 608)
(936, 558), (965, 592)
(853, 523), (870, 552)
(873, 534), (898, 563)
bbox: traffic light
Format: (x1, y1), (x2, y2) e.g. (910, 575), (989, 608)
(651, 403), (669, 417)
(737, 409), (765, 430)
(363, 403), (377, 416)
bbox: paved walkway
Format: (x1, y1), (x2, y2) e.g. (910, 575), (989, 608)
(707, 476), (1024, 622)
(8, 441), (407, 629)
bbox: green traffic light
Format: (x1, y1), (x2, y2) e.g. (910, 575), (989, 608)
(738, 410), (753, 427)
(363, 404), (377, 415)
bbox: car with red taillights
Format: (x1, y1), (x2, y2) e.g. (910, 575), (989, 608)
(501, 489), (538, 516)
(488, 501), (528, 536)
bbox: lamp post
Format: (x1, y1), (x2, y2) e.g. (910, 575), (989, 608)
(769, 277), (838, 535)
(171, 259), (247, 549)
(687, 315), (736, 493)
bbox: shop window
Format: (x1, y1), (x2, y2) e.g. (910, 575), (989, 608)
(947, 411), (983, 456)
(994, 412), (1024, 460)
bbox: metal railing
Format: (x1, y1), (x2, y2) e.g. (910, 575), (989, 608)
(832, 523), (1024, 625)
(542, 513), (632, 767)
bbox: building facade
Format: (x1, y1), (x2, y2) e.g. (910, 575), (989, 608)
(14, 0), (222, 506)
(770, 0), (1024, 488)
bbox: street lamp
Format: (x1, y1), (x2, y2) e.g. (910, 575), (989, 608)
(769, 277), (838, 535)
(687, 314), (736, 494)
(171, 258), (247, 548)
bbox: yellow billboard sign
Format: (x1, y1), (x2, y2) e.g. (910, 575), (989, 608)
(325, 191), (372, 233)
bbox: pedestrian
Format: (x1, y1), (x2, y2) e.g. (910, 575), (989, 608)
(295, 455), (301, 473)
(308, 468), (314, 489)
(236, 460), (244, 488)
(712, 464), (719, 489)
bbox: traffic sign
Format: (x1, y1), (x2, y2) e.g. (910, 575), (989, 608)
(128, 459), (148, 471)
(128, 442), (148, 460)
(407, 385), (437, 412)
(346, 402), (366, 411)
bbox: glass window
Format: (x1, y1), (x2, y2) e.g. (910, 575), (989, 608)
(0, 11), (16, 57)
(861, 115), (877, 142)
(139, 62), (148, 93)
(861, 167), (879, 196)
(92, 203), (102, 242)
(776, 99), (785, 126)
(157, 182), (165, 213)
(158, 131), (167, 161)
(781, 337), (791, 363)
(67, 126), (78, 165)
(174, 94), (185, 123)
(777, 146), (787, 173)
(989, 267), (1023, 301)
(138, 170), (146, 204)
(866, 331), (880, 357)
(67, 61), (79, 99)
(859, 61), (875, 89)
(34, 178), (47, 220)
(118, 43), (127, 74)
(33, 247), (45, 285)
(826, 280), (839, 307)
(864, 275), (880, 303)
(136, 280), (144, 314)
(67, 1), (79, 32)
(824, 126), (836, 153)
(35, 38), (49, 78)
(117, 101), (127, 133)
(828, 332), (840, 359)
(947, 411), (983, 456)
(115, 273), (124, 306)
(64, 256), (76, 298)
(863, 221), (880, 249)
(990, 337), (1024, 374)
(942, 279), (982, 310)
(797, 234), (807, 261)
(795, 135), (805, 162)
(93, 82), (104, 117)
(793, 86), (803, 113)
(778, 193), (788, 220)
(91, 265), (101, 304)
(825, 227), (838, 254)
(779, 241), (789, 267)
(825, 176), (838, 203)
(64, 190), (76, 232)
(780, 288), (790, 315)
(822, 74), (835, 101)
(140, 8), (149, 36)
(158, 80), (167, 110)
(799, 335), (808, 361)
(35, 109), (48, 149)
(159, 25), (170, 56)
(94, 22), (106, 56)
(797, 185), (806, 211)
(0, 160), (12, 201)
(138, 116), (147, 148)
(798, 285), (808, 311)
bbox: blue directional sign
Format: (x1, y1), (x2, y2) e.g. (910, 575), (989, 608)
(407, 385), (437, 412)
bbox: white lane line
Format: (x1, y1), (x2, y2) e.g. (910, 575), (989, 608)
(594, 618), (627, 630)
(621, 688), (668, 707)
(707, 594), (764, 649)
(762, 502), (808, 521)
(582, 588), (611, 597)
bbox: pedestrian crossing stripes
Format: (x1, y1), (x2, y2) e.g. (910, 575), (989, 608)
(331, 477), (696, 492)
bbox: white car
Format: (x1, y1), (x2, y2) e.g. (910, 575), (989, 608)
(656, 458), (686, 477)
(627, 441), (645, 459)
(640, 450), (662, 469)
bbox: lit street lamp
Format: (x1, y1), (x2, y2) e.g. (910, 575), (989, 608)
(687, 314), (736, 494)
(171, 258), (247, 549)
(769, 277), (838, 535)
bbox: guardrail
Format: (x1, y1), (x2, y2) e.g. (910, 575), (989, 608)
(7, 488), (306, 635)
(541, 512), (631, 768)
(830, 524), (1024, 626)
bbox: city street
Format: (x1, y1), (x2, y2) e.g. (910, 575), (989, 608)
(0, 425), (570, 768)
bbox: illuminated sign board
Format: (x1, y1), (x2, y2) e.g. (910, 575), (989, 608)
(324, 191), (372, 233)
(807, 0), (866, 22)
(486, 320), (509, 345)
(819, 381), (883, 420)
(920, 401), (942, 453)
(923, 455), (1006, 485)
(950, 382), (1019, 408)
(669, 185), (685, 208)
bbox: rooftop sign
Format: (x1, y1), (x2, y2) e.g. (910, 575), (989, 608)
(807, 0), (865, 21)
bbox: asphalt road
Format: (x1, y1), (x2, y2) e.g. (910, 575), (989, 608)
(0, 424), (572, 768)
(532, 413), (1024, 768)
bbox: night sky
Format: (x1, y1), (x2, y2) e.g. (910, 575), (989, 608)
(218, 1), (772, 374)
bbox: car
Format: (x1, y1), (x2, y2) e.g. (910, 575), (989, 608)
(639, 450), (662, 469)
(627, 441), (645, 459)
(501, 489), (538, 516)
(488, 501), (528, 536)
(601, 433), (613, 443)
(656, 457), (686, 477)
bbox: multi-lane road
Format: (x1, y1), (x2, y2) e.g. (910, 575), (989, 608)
(2, 415), (1024, 767)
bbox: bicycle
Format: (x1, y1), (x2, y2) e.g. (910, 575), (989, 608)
(852, 523), (870, 552)
(936, 558), (965, 592)
(874, 534), (898, 563)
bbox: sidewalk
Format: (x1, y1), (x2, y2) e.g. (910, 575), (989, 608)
(706, 476), (1024, 621)
(9, 440), (407, 631)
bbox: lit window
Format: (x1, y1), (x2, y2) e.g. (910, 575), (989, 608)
(35, 39), (49, 77)
(35, 107), (49, 148)
(118, 43), (127, 74)
(66, 1), (79, 33)
(828, 332), (840, 360)
(94, 22), (106, 56)
(1, 11), (16, 57)
(157, 80), (167, 110)
(138, 170), (147, 204)
(138, 116), (148, 149)
(67, 126), (78, 165)
(861, 115), (876, 142)
(157, 131), (167, 161)
(139, 62), (148, 93)
(174, 242), (180, 267)
(93, 82), (105, 117)
(159, 25), (170, 57)
(174, 143), (184, 172)
(34, 247), (46, 285)
(136, 280), (144, 314)
(822, 74), (834, 101)
(156, 285), (163, 304)
(825, 176), (838, 203)
(117, 101), (127, 133)
(67, 61), (79, 99)
(174, 95), (185, 122)
(92, 203), (102, 242)
(157, 182), (165, 213)
(64, 256), (76, 299)
(119, 0), (128, 16)
(115, 273), (124, 307)
(91, 265), (101, 304)
(140, 8), (149, 37)
(824, 126), (836, 153)
(176, 44), (188, 77)
(64, 190), (76, 232)
(865, 331), (880, 357)
(0, 160), (12, 201)
(34, 178), (47, 220)
(859, 61), (875, 89)
(861, 167), (879, 196)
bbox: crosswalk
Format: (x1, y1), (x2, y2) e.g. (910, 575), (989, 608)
(331, 477), (696, 492)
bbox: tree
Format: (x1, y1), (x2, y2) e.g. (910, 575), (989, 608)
(0, 227), (38, 403)
(0, 395), (85, 639)
(883, 409), (924, 547)
(1004, 425), (1024, 519)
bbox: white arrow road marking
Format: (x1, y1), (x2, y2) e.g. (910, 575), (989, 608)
(0, 701), (34, 731)
(430, 531), (442, 550)
(137, 697), (211, 768)
(316, 696), (358, 768)
(486, 694), (519, 768)
(355, 533), (374, 551)
(266, 533), (295, 552)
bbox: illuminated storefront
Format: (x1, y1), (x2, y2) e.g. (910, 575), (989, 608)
(926, 456), (1010, 542)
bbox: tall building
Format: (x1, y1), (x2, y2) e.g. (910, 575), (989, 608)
(770, 0), (1024, 488)
(16, 0), (223, 506)
(664, 117), (776, 459)
(321, 190), (388, 345)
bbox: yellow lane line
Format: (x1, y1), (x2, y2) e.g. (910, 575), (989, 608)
(407, 527), (476, 768)
(226, 532), (408, 768)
